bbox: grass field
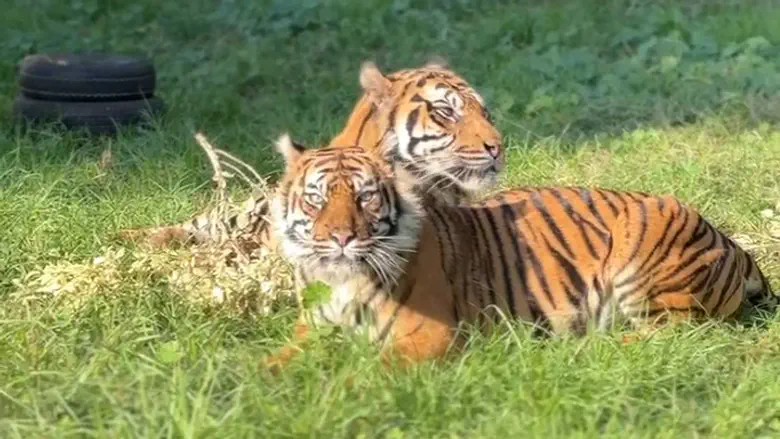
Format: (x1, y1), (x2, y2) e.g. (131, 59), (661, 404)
(2, 0), (780, 437)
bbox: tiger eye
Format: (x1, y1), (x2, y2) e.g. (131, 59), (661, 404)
(435, 106), (455, 119)
(304, 192), (323, 205)
(358, 191), (377, 204)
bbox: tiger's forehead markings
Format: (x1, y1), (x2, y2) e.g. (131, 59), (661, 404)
(301, 151), (378, 192)
(403, 78), (482, 108)
(388, 67), (477, 98)
(413, 71), (457, 88)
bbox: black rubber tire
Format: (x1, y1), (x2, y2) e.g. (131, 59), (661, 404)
(18, 53), (156, 102)
(12, 94), (164, 135)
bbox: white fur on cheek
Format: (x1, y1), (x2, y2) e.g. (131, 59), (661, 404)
(394, 116), (414, 161)
(270, 191), (310, 262)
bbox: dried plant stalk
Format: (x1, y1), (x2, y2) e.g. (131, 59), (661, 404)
(194, 132), (230, 244)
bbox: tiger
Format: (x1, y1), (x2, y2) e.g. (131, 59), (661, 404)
(262, 136), (775, 370)
(119, 60), (502, 253)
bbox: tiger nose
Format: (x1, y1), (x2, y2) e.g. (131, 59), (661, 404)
(484, 142), (501, 159)
(331, 231), (355, 247)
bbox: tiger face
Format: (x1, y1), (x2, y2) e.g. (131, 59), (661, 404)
(271, 135), (421, 287)
(359, 62), (503, 200)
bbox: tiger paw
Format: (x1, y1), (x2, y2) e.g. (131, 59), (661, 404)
(260, 356), (285, 377)
(260, 344), (303, 376)
(621, 327), (658, 344)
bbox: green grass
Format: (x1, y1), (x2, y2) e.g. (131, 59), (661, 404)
(2, 0), (780, 437)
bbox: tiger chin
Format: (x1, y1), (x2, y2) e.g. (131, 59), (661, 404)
(262, 135), (776, 372)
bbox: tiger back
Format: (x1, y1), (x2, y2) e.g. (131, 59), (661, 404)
(431, 188), (774, 333)
(120, 60), (502, 253)
(264, 139), (775, 369)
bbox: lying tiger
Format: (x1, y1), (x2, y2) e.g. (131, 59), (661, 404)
(263, 136), (775, 369)
(120, 60), (502, 253)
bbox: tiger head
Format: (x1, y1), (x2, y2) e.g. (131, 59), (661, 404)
(271, 135), (422, 287)
(344, 61), (503, 202)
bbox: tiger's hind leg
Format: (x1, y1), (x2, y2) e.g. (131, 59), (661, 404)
(119, 193), (273, 251)
(602, 278), (707, 342)
(600, 196), (749, 335)
(741, 251), (777, 312)
(118, 223), (207, 248)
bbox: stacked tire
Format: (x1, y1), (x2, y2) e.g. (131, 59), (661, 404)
(12, 53), (164, 135)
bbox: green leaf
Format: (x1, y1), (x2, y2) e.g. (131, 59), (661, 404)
(721, 42), (741, 58)
(386, 427), (407, 438)
(743, 36), (771, 54)
(524, 94), (554, 115)
(156, 341), (183, 364)
(660, 55), (680, 73)
(301, 281), (333, 309)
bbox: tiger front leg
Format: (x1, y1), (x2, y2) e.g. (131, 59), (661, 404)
(376, 294), (461, 367)
(260, 317), (311, 375)
(380, 327), (461, 368)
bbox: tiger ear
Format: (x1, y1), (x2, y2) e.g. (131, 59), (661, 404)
(424, 55), (449, 69)
(359, 61), (391, 104)
(275, 133), (306, 166)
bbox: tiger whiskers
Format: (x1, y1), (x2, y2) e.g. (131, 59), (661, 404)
(370, 239), (415, 285)
(421, 168), (466, 197)
(404, 159), (471, 194)
(432, 171), (465, 193)
(364, 253), (394, 286)
(330, 237), (412, 287)
(283, 234), (319, 260)
(373, 235), (418, 249)
(364, 246), (407, 287)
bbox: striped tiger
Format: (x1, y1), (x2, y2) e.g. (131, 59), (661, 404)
(119, 60), (502, 253)
(263, 137), (775, 369)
